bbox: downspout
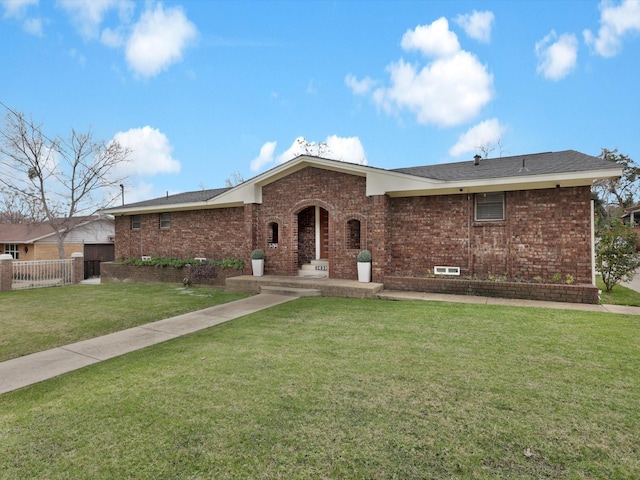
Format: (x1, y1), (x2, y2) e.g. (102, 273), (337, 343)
(315, 205), (321, 260)
(591, 198), (596, 285)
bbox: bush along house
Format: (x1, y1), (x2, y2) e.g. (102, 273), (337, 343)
(102, 150), (621, 304)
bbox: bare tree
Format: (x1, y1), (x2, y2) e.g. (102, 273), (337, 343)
(224, 171), (245, 188)
(0, 109), (131, 258)
(0, 186), (45, 223)
(475, 139), (508, 159)
(296, 137), (332, 158)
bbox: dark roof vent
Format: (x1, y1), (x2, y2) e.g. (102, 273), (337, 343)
(473, 154), (481, 166)
(518, 158), (529, 173)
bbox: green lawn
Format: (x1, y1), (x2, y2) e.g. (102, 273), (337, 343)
(1, 297), (638, 479)
(596, 276), (640, 306)
(0, 283), (250, 362)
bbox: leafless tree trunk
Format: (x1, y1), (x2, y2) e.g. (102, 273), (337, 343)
(0, 108), (131, 258)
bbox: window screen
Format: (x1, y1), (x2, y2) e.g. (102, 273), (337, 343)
(475, 192), (505, 221)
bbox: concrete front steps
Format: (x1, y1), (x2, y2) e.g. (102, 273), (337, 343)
(226, 275), (383, 299)
(298, 259), (329, 278)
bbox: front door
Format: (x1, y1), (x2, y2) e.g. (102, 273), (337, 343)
(297, 206), (329, 267)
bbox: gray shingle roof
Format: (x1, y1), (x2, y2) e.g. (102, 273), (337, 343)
(392, 150), (615, 181)
(122, 187), (231, 209)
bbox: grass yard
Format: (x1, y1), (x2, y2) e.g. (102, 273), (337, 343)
(1, 297), (638, 479)
(596, 276), (640, 306)
(0, 283), (250, 362)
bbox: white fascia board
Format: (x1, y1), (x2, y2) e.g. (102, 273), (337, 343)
(102, 201), (222, 216)
(209, 156), (369, 206)
(377, 167), (623, 197)
(366, 169), (446, 196)
(208, 182), (261, 205)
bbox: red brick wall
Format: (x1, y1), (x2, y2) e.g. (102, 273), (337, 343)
(113, 169), (594, 288)
(114, 207), (246, 261)
(255, 167), (370, 278)
(388, 186), (593, 284)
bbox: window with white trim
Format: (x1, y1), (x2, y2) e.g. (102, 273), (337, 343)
(159, 212), (170, 228)
(475, 192), (505, 221)
(268, 222), (279, 247)
(131, 215), (141, 229)
(4, 243), (19, 259)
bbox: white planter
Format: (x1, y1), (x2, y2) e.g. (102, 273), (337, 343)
(252, 259), (264, 277)
(357, 262), (371, 283)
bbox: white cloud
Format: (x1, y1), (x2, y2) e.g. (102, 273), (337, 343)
(324, 135), (367, 165)
(250, 141), (277, 172)
(401, 17), (460, 58)
(584, 0), (640, 57)
(373, 52), (493, 127)
(22, 15), (42, 35)
(1, 0), (43, 36)
(57, 0), (134, 40)
(111, 126), (181, 177)
(1, 0), (37, 18)
(101, 26), (126, 48)
(125, 3), (198, 78)
(251, 136), (368, 172)
(449, 118), (508, 157)
(345, 74), (376, 95)
(454, 10), (495, 43)
(361, 17), (493, 127)
(535, 30), (578, 81)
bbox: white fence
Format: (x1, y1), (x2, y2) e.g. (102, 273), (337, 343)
(12, 259), (74, 290)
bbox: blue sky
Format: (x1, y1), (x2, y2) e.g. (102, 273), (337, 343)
(1, 0), (639, 204)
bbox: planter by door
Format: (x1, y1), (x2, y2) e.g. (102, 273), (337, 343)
(252, 259), (264, 277)
(357, 262), (371, 283)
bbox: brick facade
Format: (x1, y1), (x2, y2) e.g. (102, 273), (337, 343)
(113, 166), (598, 302)
(115, 207), (246, 262)
(388, 186), (593, 284)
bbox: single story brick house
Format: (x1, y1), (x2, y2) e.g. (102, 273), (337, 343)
(103, 150), (621, 303)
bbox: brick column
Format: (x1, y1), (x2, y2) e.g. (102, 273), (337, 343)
(71, 252), (84, 284)
(369, 194), (390, 283)
(0, 254), (13, 292)
(244, 203), (258, 272)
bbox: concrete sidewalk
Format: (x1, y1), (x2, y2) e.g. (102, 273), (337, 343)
(2, 288), (639, 396)
(0, 293), (297, 395)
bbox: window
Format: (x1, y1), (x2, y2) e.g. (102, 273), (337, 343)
(159, 212), (170, 228)
(347, 219), (361, 249)
(131, 215), (141, 229)
(268, 222), (279, 247)
(475, 192), (505, 221)
(4, 244), (19, 259)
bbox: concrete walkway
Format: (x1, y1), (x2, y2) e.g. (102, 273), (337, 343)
(0, 293), (296, 395)
(2, 285), (640, 396)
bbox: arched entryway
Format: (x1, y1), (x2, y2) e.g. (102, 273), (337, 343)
(297, 206), (329, 274)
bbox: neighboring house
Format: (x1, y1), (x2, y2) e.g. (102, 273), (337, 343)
(0, 217), (115, 276)
(103, 150), (621, 298)
(621, 206), (640, 226)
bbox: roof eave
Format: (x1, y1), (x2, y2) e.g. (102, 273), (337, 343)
(383, 167), (623, 197)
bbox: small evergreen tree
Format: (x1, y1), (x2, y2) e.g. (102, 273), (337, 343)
(595, 218), (640, 292)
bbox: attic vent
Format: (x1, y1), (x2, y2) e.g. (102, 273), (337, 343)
(473, 154), (481, 166)
(434, 266), (461, 276)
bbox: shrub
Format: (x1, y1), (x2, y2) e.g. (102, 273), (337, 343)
(357, 249), (372, 263)
(596, 218), (640, 292)
(251, 249), (265, 260)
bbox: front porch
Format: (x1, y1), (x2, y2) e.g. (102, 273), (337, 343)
(225, 275), (384, 299)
